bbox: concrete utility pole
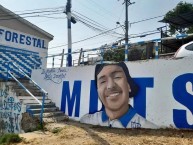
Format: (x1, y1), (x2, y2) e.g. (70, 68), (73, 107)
(120, 0), (135, 61)
(66, 0), (72, 67)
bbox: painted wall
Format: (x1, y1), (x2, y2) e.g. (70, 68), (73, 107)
(0, 26), (50, 79)
(0, 82), (25, 133)
(31, 57), (193, 129)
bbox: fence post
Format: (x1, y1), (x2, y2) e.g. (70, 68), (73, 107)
(52, 57), (55, 68)
(155, 41), (159, 59)
(100, 47), (104, 64)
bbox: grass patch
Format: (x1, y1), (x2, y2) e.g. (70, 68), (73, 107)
(37, 123), (45, 130)
(0, 133), (22, 145)
(51, 127), (63, 134)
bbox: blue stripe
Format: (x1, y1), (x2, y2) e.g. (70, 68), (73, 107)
(176, 34), (188, 39)
(4, 52), (31, 73)
(152, 38), (161, 42)
(125, 49), (128, 55)
(0, 44), (39, 55)
(137, 41), (145, 45)
(0, 46), (42, 79)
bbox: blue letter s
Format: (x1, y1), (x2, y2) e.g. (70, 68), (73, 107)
(173, 73), (193, 129)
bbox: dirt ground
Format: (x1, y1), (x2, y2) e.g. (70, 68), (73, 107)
(16, 120), (193, 145)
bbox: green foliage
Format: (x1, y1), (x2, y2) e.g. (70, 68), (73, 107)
(103, 46), (144, 62)
(103, 47), (125, 62)
(36, 123), (45, 130)
(0, 133), (22, 145)
(164, 1), (193, 35)
(128, 48), (143, 61)
(51, 127), (63, 134)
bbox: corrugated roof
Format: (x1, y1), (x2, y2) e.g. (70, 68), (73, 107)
(162, 35), (193, 51)
(0, 5), (54, 40)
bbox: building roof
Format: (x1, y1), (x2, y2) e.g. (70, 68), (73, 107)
(162, 35), (193, 51)
(0, 5), (54, 40)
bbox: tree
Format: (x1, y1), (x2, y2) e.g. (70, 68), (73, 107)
(103, 47), (125, 62)
(103, 46), (143, 62)
(163, 2), (193, 35)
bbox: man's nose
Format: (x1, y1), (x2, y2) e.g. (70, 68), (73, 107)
(107, 78), (115, 90)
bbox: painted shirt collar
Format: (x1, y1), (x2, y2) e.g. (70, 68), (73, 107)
(101, 105), (137, 128)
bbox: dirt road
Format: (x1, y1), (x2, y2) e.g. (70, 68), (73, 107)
(17, 120), (193, 145)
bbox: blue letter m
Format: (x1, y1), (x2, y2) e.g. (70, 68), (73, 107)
(61, 81), (81, 117)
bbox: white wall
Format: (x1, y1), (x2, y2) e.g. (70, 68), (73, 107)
(31, 57), (193, 129)
(0, 26), (49, 68)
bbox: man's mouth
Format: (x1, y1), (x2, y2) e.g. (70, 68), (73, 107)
(107, 92), (120, 98)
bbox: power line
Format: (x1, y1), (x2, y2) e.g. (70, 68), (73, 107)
(130, 15), (165, 25)
(12, 6), (65, 13)
(49, 26), (122, 49)
(73, 10), (109, 30)
(48, 37), (118, 54)
(48, 28), (161, 50)
(0, 8), (64, 17)
(72, 11), (124, 38)
(1, 5), (165, 38)
(88, 0), (120, 20)
(0, 11), (65, 21)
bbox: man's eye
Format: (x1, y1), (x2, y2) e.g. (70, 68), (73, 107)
(114, 76), (121, 79)
(100, 81), (106, 84)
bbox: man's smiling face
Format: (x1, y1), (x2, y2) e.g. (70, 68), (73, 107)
(97, 65), (130, 113)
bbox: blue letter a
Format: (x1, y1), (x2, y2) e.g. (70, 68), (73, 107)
(61, 81), (81, 117)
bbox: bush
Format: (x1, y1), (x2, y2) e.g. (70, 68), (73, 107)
(0, 133), (22, 145)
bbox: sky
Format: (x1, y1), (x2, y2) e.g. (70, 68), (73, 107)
(0, 0), (192, 67)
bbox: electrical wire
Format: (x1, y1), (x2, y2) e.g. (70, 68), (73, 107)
(48, 37), (118, 54)
(3, 5), (166, 53)
(72, 11), (124, 37)
(88, 0), (120, 21)
(130, 15), (165, 25)
(49, 25), (122, 49)
(12, 6), (65, 13)
(0, 11), (65, 21)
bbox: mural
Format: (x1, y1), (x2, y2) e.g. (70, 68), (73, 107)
(31, 57), (193, 129)
(80, 62), (158, 128)
(41, 68), (69, 84)
(0, 83), (24, 133)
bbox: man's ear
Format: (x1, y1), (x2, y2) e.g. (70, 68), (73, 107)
(128, 84), (131, 92)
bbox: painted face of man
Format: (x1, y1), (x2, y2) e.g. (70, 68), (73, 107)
(97, 65), (131, 112)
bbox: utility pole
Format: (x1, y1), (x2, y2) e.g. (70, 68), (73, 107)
(125, 0), (129, 61)
(120, 0), (135, 61)
(66, 0), (72, 67)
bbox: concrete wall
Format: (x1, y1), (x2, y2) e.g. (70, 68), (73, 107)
(0, 82), (25, 133)
(31, 57), (193, 129)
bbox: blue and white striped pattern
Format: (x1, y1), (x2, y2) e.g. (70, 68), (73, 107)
(0, 45), (42, 80)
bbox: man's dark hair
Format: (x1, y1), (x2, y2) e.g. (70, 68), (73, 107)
(94, 61), (139, 97)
